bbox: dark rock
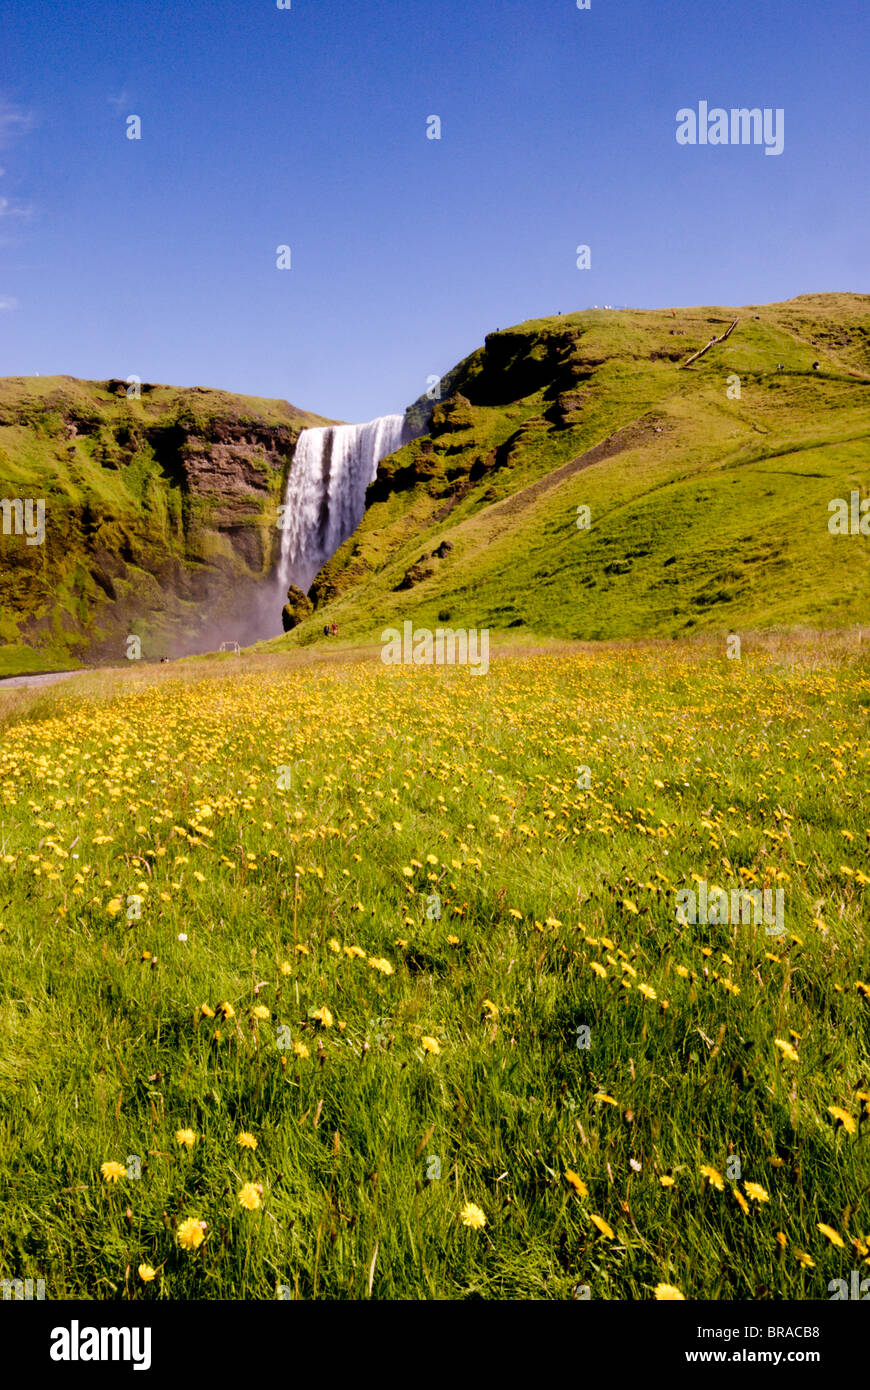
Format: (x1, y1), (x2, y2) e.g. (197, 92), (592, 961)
(282, 584), (313, 631)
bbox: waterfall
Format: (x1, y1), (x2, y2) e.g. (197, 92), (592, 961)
(277, 414), (410, 592)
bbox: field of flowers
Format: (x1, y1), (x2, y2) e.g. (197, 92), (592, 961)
(0, 638), (868, 1300)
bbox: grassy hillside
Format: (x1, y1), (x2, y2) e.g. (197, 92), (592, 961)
(0, 376), (333, 676)
(279, 293), (870, 647)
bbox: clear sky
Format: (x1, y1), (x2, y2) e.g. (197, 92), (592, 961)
(1, 0), (867, 421)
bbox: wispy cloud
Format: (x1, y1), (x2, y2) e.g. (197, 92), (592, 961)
(0, 296), (17, 311)
(0, 98), (34, 148)
(0, 196), (32, 219)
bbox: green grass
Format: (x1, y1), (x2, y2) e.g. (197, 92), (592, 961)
(0, 634), (868, 1300)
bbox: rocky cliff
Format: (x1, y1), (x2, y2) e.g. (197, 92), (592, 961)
(0, 376), (334, 673)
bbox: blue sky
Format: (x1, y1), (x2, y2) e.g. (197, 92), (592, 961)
(1, 0), (867, 421)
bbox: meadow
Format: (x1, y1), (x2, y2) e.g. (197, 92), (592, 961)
(0, 634), (868, 1300)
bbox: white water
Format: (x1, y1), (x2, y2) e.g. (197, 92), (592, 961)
(277, 414), (409, 592)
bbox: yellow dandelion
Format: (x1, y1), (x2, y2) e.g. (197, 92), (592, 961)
(654, 1283), (685, 1300)
(327, 938), (341, 953)
(138, 1264), (157, 1282)
(564, 1170), (588, 1198)
(217, 1001), (235, 1020)
(459, 1202), (486, 1229)
(638, 983), (657, 1001)
(447, 934), (460, 945)
(590, 961), (608, 979)
(237, 1131), (257, 1150)
(175, 1129), (197, 1150)
(659, 1175), (676, 1188)
(744, 1182), (769, 1204)
(368, 956), (394, 975)
(421, 1036), (441, 1055)
(310, 1006), (333, 1028)
(817, 1223), (845, 1248)
(482, 999), (499, 1019)
(280, 961), (292, 975)
(238, 1183), (262, 1211)
(593, 1093), (617, 1106)
(700, 1165), (724, 1192)
(827, 1105), (857, 1134)
(100, 1160), (126, 1184)
(251, 1004), (270, 1021)
(734, 1188), (750, 1215)
(794, 1250), (816, 1268)
(292, 1040), (309, 1059)
(200, 1003), (215, 1018)
(176, 1217), (206, 1250)
(589, 1214), (614, 1239)
(774, 1038), (799, 1062)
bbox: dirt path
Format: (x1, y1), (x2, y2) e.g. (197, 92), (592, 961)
(0, 669), (90, 689)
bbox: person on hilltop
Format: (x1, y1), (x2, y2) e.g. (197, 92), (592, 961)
(331, 623), (337, 637)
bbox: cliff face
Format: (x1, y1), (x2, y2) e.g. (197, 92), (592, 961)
(0, 376), (334, 672)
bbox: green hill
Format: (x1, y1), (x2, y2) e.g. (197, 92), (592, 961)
(276, 292), (870, 648)
(0, 376), (333, 675)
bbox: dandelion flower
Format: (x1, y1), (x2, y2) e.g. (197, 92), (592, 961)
(589, 1214), (614, 1239)
(827, 1105), (857, 1134)
(292, 1040), (309, 1058)
(564, 1170), (588, 1197)
(238, 1183), (262, 1211)
(447, 935), (459, 946)
(817, 1223), (845, 1248)
(733, 1189), (749, 1215)
(311, 1006), (333, 1029)
(774, 1038), (799, 1063)
(177, 1218), (206, 1250)
(100, 1160), (126, 1184)
(700, 1165), (724, 1192)
(590, 962), (607, 979)
(459, 1202), (486, 1229)
(368, 957), (394, 976)
(744, 1182), (769, 1204)
(200, 1003), (215, 1018)
(138, 1264), (157, 1283)
(654, 1284), (684, 1300)
(638, 983), (657, 1001)
(280, 961), (292, 975)
(175, 1129), (197, 1150)
(237, 1131), (257, 1150)
(217, 1002), (235, 1020)
(794, 1250), (815, 1268)
(251, 1004), (270, 1021)
(421, 1036), (441, 1055)
(659, 1175), (675, 1188)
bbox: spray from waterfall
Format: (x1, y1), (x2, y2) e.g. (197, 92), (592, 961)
(277, 414), (411, 593)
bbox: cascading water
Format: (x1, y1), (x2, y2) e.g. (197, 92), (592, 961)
(277, 414), (410, 592)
